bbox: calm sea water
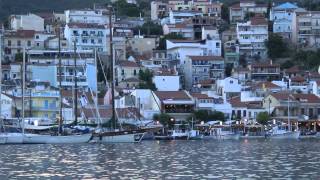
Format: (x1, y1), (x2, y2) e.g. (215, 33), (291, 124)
(0, 139), (320, 179)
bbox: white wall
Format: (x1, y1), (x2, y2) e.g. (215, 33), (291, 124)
(153, 75), (180, 91)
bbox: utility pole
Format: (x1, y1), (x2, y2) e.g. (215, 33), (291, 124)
(73, 40), (78, 125)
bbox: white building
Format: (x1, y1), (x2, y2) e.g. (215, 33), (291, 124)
(270, 2), (304, 40)
(153, 71), (180, 91)
(216, 77), (242, 100)
(10, 13), (44, 31)
(184, 56), (224, 89)
(28, 50), (97, 91)
(65, 9), (109, 25)
(169, 10), (203, 24)
(166, 39), (222, 65)
(121, 89), (161, 120)
(292, 11), (320, 48)
(64, 23), (108, 52)
(163, 23), (194, 39)
(229, 1), (268, 24)
(151, 1), (169, 21)
(236, 14), (268, 59)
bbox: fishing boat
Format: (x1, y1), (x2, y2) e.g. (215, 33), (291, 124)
(188, 130), (203, 140)
(268, 126), (300, 139)
(204, 127), (240, 140)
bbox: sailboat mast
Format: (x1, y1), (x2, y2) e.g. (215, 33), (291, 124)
(73, 41), (78, 125)
(0, 31), (2, 124)
(58, 26), (63, 134)
(108, 7), (116, 129)
(94, 49), (102, 127)
(22, 48), (26, 134)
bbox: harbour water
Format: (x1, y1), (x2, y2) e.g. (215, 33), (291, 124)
(1, 139), (320, 179)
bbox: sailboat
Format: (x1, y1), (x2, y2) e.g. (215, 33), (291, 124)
(93, 9), (144, 143)
(22, 27), (91, 144)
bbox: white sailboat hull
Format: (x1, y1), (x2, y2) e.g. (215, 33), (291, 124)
(270, 131), (300, 139)
(0, 133), (24, 144)
(0, 137), (7, 144)
(23, 134), (92, 144)
(99, 133), (145, 143)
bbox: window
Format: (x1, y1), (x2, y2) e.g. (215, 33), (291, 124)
(309, 109), (314, 117)
(37, 43), (40, 47)
(98, 31), (103, 36)
(301, 108), (305, 115)
(98, 39), (102, 44)
(44, 100), (49, 109)
(82, 31), (88, 36)
(36, 35), (39, 39)
(7, 40), (11, 46)
(121, 70), (124, 75)
(216, 42), (220, 48)
(27, 41), (31, 47)
(82, 39), (88, 43)
(17, 40), (21, 46)
(91, 39), (95, 44)
(133, 70), (137, 75)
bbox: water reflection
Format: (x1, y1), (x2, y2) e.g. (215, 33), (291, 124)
(0, 139), (320, 179)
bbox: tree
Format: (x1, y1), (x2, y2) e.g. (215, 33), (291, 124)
(221, 4), (229, 23)
(153, 113), (174, 129)
(133, 21), (163, 36)
(192, 110), (226, 123)
(244, 12), (255, 21)
(113, 0), (141, 17)
(138, 69), (156, 90)
(15, 52), (27, 62)
(256, 112), (270, 125)
(265, 33), (288, 59)
(157, 33), (185, 50)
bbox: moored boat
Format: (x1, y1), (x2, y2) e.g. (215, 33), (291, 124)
(268, 126), (300, 139)
(23, 133), (92, 144)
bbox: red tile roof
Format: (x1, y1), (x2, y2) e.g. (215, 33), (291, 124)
(154, 91), (192, 101)
(293, 94), (320, 103)
(6, 30), (35, 38)
(118, 60), (140, 68)
(250, 14), (268, 25)
(291, 76), (305, 82)
(229, 96), (247, 107)
(191, 93), (213, 99)
(270, 92), (294, 101)
(83, 108), (112, 118)
(198, 79), (215, 85)
(286, 65), (301, 73)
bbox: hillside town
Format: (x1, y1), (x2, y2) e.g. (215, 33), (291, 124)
(1, 0), (320, 141)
